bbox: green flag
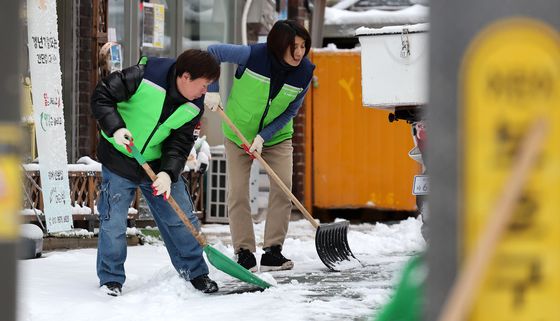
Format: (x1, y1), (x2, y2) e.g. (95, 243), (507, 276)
(374, 255), (425, 321)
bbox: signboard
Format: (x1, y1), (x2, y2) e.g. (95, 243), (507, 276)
(27, 0), (73, 233)
(142, 3), (165, 49)
(462, 18), (560, 320)
(0, 126), (21, 240)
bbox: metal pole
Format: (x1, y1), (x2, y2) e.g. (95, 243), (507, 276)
(427, 1), (560, 320)
(0, 1), (22, 320)
(310, 0), (325, 48)
(124, 0), (139, 67)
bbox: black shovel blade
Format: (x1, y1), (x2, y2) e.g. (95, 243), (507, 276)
(315, 221), (357, 271)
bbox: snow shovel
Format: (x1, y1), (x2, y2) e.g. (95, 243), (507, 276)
(127, 142), (271, 289)
(216, 107), (357, 271)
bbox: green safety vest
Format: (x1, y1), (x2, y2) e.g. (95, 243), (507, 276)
(101, 57), (200, 161)
(223, 68), (303, 147)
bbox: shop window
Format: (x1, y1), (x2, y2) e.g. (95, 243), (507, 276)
(140, 0), (173, 58)
(182, 0), (230, 50)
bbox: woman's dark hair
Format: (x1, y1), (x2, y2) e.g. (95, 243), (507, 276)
(176, 49), (220, 81)
(267, 20), (311, 62)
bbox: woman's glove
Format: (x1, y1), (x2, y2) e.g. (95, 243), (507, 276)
(203, 92), (221, 111)
(249, 134), (264, 154)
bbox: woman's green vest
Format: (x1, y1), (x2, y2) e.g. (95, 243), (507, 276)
(224, 68), (303, 147)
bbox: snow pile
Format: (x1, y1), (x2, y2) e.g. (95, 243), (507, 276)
(314, 43), (361, 52)
(72, 205), (92, 215)
(20, 208), (43, 216)
(50, 228), (94, 238)
(126, 227), (141, 236)
(92, 205), (137, 215)
(325, 4), (429, 26)
(72, 156), (102, 172)
(23, 156), (102, 172)
(356, 22), (429, 36)
(20, 224), (44, 239)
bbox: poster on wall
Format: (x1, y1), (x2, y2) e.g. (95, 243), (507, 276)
(26, 0), (73, 233)
(110, 44), (122, 72)
(142, 2), (165, 49)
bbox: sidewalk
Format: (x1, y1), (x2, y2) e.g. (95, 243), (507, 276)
(19, 217), (424, 321)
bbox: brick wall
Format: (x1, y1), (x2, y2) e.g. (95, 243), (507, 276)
(289, 0), (311, 202)
(76, 0), (95, 159)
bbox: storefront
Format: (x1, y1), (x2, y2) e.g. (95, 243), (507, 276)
(107, 0), (239, 68)
(20, 0), (295, 226)
(21, 0), (284, 161)
(106, 0), (252, 146)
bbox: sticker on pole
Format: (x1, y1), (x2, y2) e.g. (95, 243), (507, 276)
(412, 175), (429, 196)
(0, 158), (20, 240)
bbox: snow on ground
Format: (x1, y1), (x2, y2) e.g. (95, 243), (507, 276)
(18, 217), (425, 321)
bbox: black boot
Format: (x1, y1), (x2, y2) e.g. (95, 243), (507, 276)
(190, 274), (219, 293)
(236, 248), (257, 272)
(101, 282), (122, 296)
(260, 245), (294, 272)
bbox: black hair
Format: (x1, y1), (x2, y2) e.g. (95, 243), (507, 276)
(267, 20), (311, 62)
(176, 49), (220, 81)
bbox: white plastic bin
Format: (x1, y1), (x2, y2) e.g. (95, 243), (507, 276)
(356, 23), (429, 108)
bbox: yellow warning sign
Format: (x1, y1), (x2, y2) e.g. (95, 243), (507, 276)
(462, 18), (560, 320)
(0, 157), (21, 239)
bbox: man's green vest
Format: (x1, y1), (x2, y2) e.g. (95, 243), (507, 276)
(101, 57), (200, 161)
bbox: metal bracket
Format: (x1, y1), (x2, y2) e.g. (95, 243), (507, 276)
(401, 28), (411, 58)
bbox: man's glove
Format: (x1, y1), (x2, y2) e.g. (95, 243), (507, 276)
(198, 163), (208, 174)
(197, 152), (209, 173)
(186, 149), (198, 172)
(249, 134), (264, 154)
(113, 128), (132, 147)
(152, 171), (171, 200)
(203, 92), (221, 111)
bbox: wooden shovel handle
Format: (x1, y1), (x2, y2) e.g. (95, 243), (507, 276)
(138, 157), (207, 246)
(437, 118), (549, 321)
(216, 107), (320, 229)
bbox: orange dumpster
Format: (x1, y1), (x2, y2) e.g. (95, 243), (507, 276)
(304, 50), (420, 212)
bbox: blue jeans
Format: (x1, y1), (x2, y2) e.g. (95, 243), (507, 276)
(96, 166), (208, 286)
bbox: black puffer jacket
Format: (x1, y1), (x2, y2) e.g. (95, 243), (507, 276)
(91, 61), (202, 183)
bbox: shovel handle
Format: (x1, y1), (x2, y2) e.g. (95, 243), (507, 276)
(216, 106), (320, 229)
(128, 143), (207, 246)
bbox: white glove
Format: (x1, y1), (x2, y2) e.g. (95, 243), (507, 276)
(113, 128), (132, 147)
(199, 138), (211, 157)
(186, 157), (198, 171)
(249, 134), (264, 154)
(204, 92), (221, 111)
(186, 148), (198, 171)
(196, 152), (209, 173)
(152, 172), (171, 200)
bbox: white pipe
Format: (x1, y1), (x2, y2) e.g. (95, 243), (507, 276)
(332, 0), (360, 10)
(241, 0), (253, 45)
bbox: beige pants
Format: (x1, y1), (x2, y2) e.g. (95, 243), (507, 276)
(225, 138), (293, 253)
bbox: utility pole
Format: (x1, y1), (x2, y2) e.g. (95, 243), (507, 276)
(428, 1), (560, 320)
(0, 1), (22, 320)
(310, 0), (325, 48)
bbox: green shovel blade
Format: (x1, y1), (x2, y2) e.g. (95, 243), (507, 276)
(203, 245), (272, 289)
(128, 143), (271, 289)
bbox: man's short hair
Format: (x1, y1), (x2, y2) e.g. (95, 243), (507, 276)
(176, 49), (220, 81)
